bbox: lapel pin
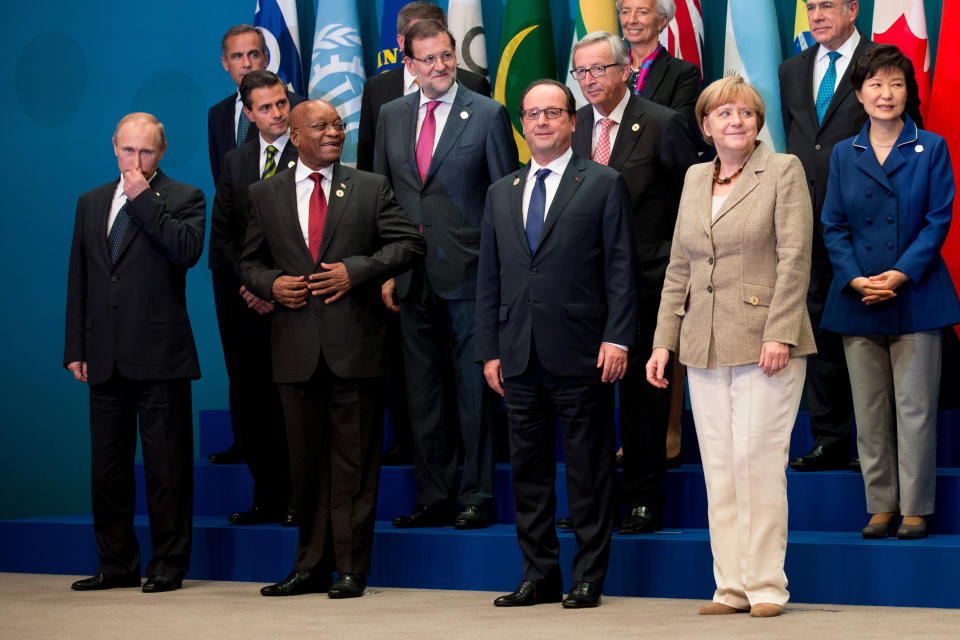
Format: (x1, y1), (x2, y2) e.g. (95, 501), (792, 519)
(513, 177), (520, 186)
(574, 176), (582, 182)
(335, 189), (344, 198)
(915, 144), (924, 153)
(154, 192), (160, 197)
(460, 111), (469, 120)
(631, 123), (639, 132)
(340, 183), (346, 188)
(288, 161), (296, 168)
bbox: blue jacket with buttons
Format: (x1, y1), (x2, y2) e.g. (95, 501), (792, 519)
(821, 116), (960, 335)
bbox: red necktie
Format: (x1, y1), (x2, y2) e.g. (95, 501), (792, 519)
(416, 101), (440, 181)
(308, 172), (327, 262)
(593, 118), (615, 166)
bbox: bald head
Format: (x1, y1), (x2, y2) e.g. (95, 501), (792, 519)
(289, 100), (346, 170)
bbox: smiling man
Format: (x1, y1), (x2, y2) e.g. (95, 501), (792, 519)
(241, 100), (426, 599)
(779, 0), (924, 473)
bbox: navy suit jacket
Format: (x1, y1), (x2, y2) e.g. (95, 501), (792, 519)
(475, 155), (637, 379)
(373, 84), (518, 300)
(821, 117), (960, 335)
(64, 170), (205, 386)
(208, 89), (305, 185)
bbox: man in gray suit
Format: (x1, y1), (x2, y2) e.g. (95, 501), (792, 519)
(374, 19), (518, 530)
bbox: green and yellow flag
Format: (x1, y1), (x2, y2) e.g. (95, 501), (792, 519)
(566, 1), (620, 108)
(495, 0), (557, 163)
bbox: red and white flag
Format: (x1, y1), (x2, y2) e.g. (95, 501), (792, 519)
(872, 0), (931, 120)
(925, 5), (960, 339)
(659, 0), (703, 80)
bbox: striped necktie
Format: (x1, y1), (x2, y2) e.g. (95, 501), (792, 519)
(261, 145), (278, 179)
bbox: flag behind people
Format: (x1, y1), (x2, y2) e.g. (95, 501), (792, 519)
(496, 0), (557, 163)
(926, 9), (960, 339)
(255, 0), (304, 94)
(376, 0), (408, 73)
(872, 0), (931, 120)
(722, 0), (785, 152)
(660, 0), (704, 79)
(449, 0), (488, 81)
(308, 0), (365, 166)
(792, 0), (815, 53)
(564, 1), (619, 109)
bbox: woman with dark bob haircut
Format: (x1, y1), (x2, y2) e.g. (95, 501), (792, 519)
(821, 43), (960, 540)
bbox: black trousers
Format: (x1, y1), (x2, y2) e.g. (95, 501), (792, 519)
(503, 346), (617, 588)
(88, 374), (193, 579)
(212, 270), (290, 508)
(278, 359), (384, 575)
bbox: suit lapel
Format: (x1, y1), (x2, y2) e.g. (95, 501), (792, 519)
(96, 180), (118, 266)
(692, 163), (714, 236)
(510, 165), (530, 255)
(400, 93), (421, 185)
(276, 141), (299, 173)
(240, 141), (261, 184)
(426, 87), (471, 182)
(274, 169), (314, 267)
(800, 46), (820, 132)
(316, 164), (352, 265)
(639, 51), (668, 101)
(114, 170), (164, 265)
(538, 156), (587, 248)
(609, 97), (645, 170)
(712, 144), (768, 226)
(571, 107), (594, 158)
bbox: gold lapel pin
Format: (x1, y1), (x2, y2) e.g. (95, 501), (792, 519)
(340, 183), (346, 188)
(460, 111), (469, 120)
(335, 189), (344, 198)
(915, 144), (924, 153)
(632, 123), (639, 132)
(288, 161), (296, 168)
(513, 177), (520, 186)
(154, 192), (160, 197)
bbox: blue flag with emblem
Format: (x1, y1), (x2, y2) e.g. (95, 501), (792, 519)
(309, 0), (365, 166)
(255, 0), (304, 94)
(376, 0), (408, 73)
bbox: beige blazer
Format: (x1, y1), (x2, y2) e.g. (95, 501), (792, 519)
(652, 142), (816, 368)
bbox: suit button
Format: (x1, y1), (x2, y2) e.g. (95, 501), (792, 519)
(749, 296), (759, 306)
(865, 245), (872, 251)
(708, 257), (714, 265)
(706, 285), (713, 293)
(865, 190), (872, 198)
(111, 275), (118, 282)
(887, 216), (894, 224)
(887, 242), (894, 250)
(866, 218), (872, 225)
(529, 268), (537, 275)
(815, 144), (822, 151)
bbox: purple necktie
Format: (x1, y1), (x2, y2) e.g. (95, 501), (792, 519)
(416, 101), (440, 181)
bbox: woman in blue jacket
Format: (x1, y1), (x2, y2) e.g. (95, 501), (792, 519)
(821, 44), (960, 540)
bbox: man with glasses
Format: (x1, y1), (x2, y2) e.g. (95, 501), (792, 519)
(570, 31), (698, 535)
(374, 19), (517, 532)
(241, 100), (426, 598)
(477, 79), (635, 608)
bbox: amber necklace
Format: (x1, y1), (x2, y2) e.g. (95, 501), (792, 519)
(713, 157), (747, 184)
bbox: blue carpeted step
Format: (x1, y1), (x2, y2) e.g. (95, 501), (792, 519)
(1, 515), (958, 607)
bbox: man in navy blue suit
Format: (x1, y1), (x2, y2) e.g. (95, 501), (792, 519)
(476, 80), (636, 609)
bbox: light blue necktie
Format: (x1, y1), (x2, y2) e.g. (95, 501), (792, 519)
(816, 51), (842, 125)
(237, 109), (252, 146)
(526, 168), (551, 252)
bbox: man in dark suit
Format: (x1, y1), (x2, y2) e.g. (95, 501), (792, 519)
(571, 32), (698, 534)
(779, 0), (923, 471)
(208, 25), (305, 197)
(210, 70), (298, 526)
(374, 19), (518, 530)
(65, 113), (205, 593)
(477, 80), (636, 609)
(242, 100), (425, 598)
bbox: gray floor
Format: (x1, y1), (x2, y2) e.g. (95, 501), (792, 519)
(2, 572), (958, 639)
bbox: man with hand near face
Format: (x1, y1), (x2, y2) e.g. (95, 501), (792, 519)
(374, 19), (518, 532)
(210, 69), (299, 527)
(476, 80), (636, 609)
(65, 113), (205, 594)
(242, 100), (425, 599)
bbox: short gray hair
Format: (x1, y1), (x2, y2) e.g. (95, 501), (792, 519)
(572, 31), (630, 66)
(616, 0), (676, 25)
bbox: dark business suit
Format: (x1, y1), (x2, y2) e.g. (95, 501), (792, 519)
(64, 170), (205, 580)
(572, 95), (698, 511)
(374, 84), (517, 513)
(779, 34), (924, 451)
(357, 66), (490, 172)
(240, 163), (425, 573)
(208, 89), (305, 185)
(209, 138), (298, 512)
(476, 155), (636, 589)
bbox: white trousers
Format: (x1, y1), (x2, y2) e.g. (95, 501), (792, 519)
(687, 356), (806, 608)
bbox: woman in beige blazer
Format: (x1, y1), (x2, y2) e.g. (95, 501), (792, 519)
(646, 76), (815, 617)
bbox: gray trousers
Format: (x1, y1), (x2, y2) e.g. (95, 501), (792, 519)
(842, 330), (941, 516)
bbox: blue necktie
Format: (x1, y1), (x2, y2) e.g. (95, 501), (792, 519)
(108, 203), (130, 263)
(816, 51), (841, 125)
(237, 109), (252, 146)
(526, 168), (551, 252)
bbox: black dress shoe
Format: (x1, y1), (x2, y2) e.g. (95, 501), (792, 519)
(562, 581), (600, 608)
(142, 575), (182, 593)
(71, 572), (140, 591)
(454, 505), (489, 529)
(207, 445), (244, 465)
(789, 444), (850, 472)
(328, 573), (366, 598)
(381, 443), (412, 465)
(619, 505), (662, 534)
(392, 503), (454, 528)
(281, 504), (298, 527)
(261, 570), (331, 596)
(227, 505), (283, 525)
(556, 517), (573, 530)
(494, 580), (563, 606)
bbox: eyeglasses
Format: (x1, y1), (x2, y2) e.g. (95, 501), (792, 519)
(519, 107), (569, 121)
(410, 50), (455, 67)
(568, 63), (621, 80)
(292, 121), (346, 133)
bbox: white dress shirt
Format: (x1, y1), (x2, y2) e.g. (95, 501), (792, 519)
(813, 30), (861, 99)
(108, 171), (157, 236)
(521, 148), (572, 227)
(590, 89), (631, 155)
(294, 160), (333, 250)
(259, 132), (290, 176)
(416, 82), (459, 156)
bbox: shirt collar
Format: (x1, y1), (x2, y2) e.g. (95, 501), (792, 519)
(592, 88), (630, 126)
(528, 147), (573, 182)
(419, 81), (458, 109)
(259, 131), (290, 158)
(295, 160), (333, 183)
(818, 29), (860, 59)
(403, 65), (419, 95)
